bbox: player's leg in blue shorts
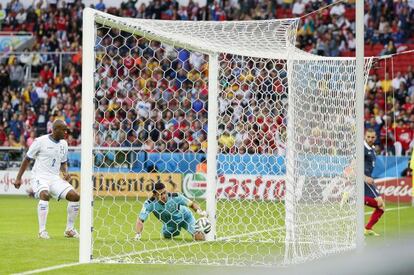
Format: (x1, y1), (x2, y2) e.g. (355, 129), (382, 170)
(162, 223), (181, 239)
(364, 182), (380, 198)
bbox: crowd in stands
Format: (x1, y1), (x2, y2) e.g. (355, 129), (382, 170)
(365, 65), (414, 156)
(94, 26), (287, 156)
(0, 0), (412, 156)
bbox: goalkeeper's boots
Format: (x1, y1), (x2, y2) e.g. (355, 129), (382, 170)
(364, 229), (380, 237)
(39, 230), (50, 239)
(64, 228), (79, 238)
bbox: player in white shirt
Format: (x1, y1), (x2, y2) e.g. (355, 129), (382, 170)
(14, 120), (80, 239)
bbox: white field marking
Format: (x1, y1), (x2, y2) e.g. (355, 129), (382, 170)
(101, 205), (412, 262)
(365, 205), (410, 214)
(11, 262), (82, 275)
(100, 222), (328, 262)
(14, 205), (412, 273)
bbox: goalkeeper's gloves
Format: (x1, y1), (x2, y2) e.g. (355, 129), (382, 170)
(134, 233), (141, 240)
(196, 209), (207, 217)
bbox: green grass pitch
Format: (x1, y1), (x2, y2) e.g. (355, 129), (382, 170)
(1, 195), (413, 274)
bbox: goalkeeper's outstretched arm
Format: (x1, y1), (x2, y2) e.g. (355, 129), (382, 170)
(135, 199), (152, 240)
(135, 218), (144, 240)
(189, 201), (207, 217)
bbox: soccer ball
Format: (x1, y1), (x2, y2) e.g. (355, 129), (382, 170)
(195, 217), (211, 234)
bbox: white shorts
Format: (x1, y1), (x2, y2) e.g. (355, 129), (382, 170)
(31, 175), (74, 200)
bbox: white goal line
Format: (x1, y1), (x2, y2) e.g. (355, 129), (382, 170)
(98, 206), (411, 263)
(14, 206), (410, 274)
(99, 214), (356, 263)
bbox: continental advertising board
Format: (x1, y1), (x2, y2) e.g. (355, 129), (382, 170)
(0, 171), (181, 196)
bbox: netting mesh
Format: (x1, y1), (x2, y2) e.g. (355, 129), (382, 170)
(284, 59), (371, 263)
(94, 11), (299, 59)
(85, 9), (372, 266)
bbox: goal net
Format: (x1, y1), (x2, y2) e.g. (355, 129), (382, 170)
(80, 8), (372, 266)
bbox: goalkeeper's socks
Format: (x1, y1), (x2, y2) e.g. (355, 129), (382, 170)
(365, 208), (384, 230)
(66, 201), (80, 231)
(38, 200), (49, 233)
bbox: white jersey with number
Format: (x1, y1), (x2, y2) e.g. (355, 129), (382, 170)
(26, 134), (68, 178)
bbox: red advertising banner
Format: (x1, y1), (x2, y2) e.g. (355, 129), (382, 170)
(183, 173), (285, 201)
(375, 177), (412, 203)
(0, 171), (32, 195)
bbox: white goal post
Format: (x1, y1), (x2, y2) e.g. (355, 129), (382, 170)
(80, 7), (372, 266)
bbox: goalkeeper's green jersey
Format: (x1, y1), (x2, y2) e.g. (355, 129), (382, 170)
(139, 192), (193, 226)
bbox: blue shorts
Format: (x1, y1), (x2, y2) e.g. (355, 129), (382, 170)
(364, 182), (380, 198)
(162, 213), (196, 238)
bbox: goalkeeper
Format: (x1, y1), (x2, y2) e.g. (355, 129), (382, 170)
(135, 182), (207, 241)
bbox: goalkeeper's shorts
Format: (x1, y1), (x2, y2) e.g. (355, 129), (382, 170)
(162, 213), (196, 238)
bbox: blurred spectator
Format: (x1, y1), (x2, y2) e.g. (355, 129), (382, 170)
(395, 119), (413, 154)
(381, 73), (392, 93)
(26, 130), (35, 146)
(11, 0), (23, 13)
(39, 65), (53, 83)
(9, 59), (24, 89)
(330, 3), (345, 17)
(218, 131), (235, 153)
(15, 8), (26, 24)
(380, 40), (397, 56)
(196, 157), (207, 173)
(95, 0), (106, 12)
(0, 64), (10, 90)
(6, 133), (19, 147)
(292, 0), (305, 17)
(0, 124), (7, 145)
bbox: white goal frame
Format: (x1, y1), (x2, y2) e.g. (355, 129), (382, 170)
(80, 7), (368, 264)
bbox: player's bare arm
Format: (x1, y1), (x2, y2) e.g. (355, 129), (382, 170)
(14, 157), (32, 189)
(365, 176), (374, 185)
(60, 162), (71, 181)
(135, 199), (151, 240)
